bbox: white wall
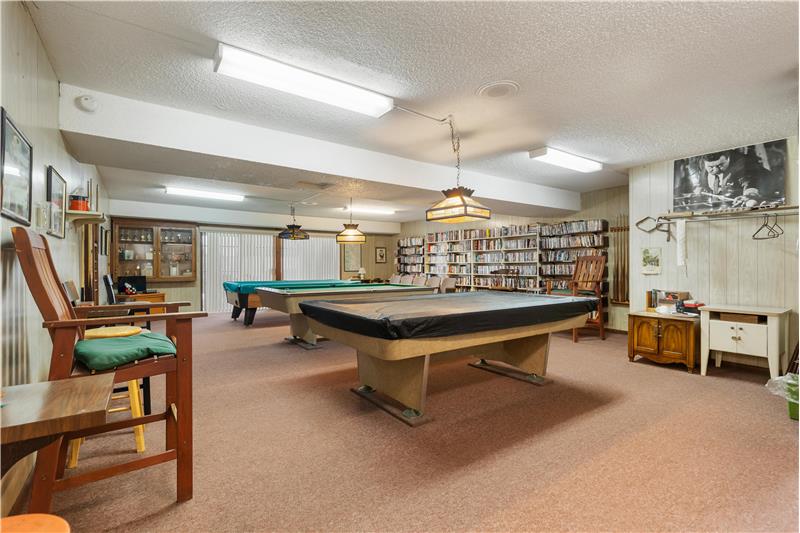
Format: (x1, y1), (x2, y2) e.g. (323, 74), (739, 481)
(629, 138), (799, 365)
(0, 0), (107, 513)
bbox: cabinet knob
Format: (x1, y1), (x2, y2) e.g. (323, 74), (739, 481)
(730, 326), (735, 330)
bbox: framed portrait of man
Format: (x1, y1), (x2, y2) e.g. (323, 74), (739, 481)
(46, 166), (67, 239)
(673, 139), (787, 213)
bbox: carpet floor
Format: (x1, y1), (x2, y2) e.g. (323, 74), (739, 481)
(51, 311), (797, 532)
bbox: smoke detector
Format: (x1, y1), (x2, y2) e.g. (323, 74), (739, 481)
(476, 80), (520, 99)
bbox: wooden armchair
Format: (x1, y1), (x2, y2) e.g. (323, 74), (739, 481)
(11, 227), (206, 512)
(546, 255), (606, 342)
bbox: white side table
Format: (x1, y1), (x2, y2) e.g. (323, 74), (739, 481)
(700, 304), (791, 378)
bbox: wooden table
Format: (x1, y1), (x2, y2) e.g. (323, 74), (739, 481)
(118, 291), (166, 314)
(1, 375), (115, 476)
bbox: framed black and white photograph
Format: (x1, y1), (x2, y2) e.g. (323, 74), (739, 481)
(46, 166), (67, 239)
(673, 139), (787, 213)
(375, 246), (387, 264)
(343, 244), (362, 272)
(1, 107), (33, 225)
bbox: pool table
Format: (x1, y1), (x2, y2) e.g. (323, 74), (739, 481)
(224, 279), (360, 326)
(300, 292), (597, 425)
(256, 284), (435, 348)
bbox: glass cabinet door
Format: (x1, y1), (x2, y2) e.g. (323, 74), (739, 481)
(159, 227), (194, 279)
(117, 226), (155, 277)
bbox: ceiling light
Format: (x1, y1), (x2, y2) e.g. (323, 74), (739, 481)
(336, 198), (366, 245)
(214, 43), (395, 118)
(278, 204), (309, 240)
(425, 116), (491, 224)
(343, 206), (396, 215)
(165, 187), (244, 201)
(529, 147), (602, 173)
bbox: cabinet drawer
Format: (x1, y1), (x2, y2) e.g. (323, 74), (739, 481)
(709, 320), (738, 352)
(736, 323), (768, 357)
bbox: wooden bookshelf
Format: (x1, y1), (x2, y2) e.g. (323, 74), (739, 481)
(396, 236), (425, 274)
(538, 219), (608, 290)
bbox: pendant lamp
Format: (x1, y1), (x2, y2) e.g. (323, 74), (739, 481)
(277, 204), (309, 240)
(425, 117), (491, 223)
(336, 198), (366, 244)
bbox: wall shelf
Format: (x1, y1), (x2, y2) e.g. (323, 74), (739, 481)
(66, 210), (106, 226)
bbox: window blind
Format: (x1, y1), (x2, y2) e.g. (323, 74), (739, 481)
(201, 230), (276, 312)
(281, 235), (340, 280)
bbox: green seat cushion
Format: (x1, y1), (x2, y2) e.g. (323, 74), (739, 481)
(74, 332), (176, 371)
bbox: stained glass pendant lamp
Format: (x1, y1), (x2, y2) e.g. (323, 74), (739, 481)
(425, 117), (491, 223)
(277, 205), (309, 240)
(336, 198), (366, 244)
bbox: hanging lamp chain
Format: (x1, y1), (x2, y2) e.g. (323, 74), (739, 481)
(447, 115), (461, 187)
(349, 197), (354, 224)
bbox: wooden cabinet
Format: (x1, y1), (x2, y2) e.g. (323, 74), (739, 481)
(628, 311), (699, 372)
(112, 218), (197, 282)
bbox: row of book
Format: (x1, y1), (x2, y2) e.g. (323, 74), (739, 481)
(398, 236), (424, 247)
(397, 255), (424, 264)
(474, 252), (504, 263)
(447, 253), (470, 263)
(398, 246), (423, 256)
(502, 237), (538, 250)
(540, 219), (605, 236)
(427, 243), (447, 255)
(425, 224), (539, 243)
(472, 239), (503, 251)
(540, 234), (605, 249)
(504, 251), (538, 263)
(448, 265), (470, 275)
(540, 264), (576, 276)
(427, 264), (448, 275)
(540, 248), (603, 263)
(397, 263), (424, 274)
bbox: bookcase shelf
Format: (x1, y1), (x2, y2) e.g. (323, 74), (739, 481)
(538, 219), (608, 291)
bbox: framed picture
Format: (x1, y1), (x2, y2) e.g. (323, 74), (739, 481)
(673, 139), (787, 213)
(641, 247), (662, 275)
(104, 226), (111, 256)
(98, 226), (106, 256)
(1, 107), (33, 225)
(375, 247), (387, 264)
(46, 166), (67, 239)
(343, 244), (362, 272)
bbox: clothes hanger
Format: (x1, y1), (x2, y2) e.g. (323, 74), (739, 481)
(753, 214), (780, 240)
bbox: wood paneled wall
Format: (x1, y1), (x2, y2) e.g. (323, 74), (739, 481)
(339, 234), (398, 280)
(629, 138), (799, 366)
(398, 185), (631, 330)
(0, 1), (107, 514)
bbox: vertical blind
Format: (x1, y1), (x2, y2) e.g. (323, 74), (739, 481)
(282, 236), (340, 280)
(201, 230), (276, 313)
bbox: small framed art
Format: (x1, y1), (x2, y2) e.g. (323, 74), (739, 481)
(1, 107), (33, 225)
(47, 166), (67, 239)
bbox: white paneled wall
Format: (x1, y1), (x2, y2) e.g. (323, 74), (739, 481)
(0, 0), (107, 513)
(629, 138), (799, 363)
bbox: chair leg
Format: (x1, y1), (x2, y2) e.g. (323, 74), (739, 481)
(572, 327), (579, 343)
(128, 380), (146, 453)
(142, 376), (152, 416)
(29, 438), (62, 513)
(66, 438), (82, 469)
(56, 438), (69, 477)
(174, 321), (193, 502)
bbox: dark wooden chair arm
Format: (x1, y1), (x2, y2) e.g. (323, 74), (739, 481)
(79, 301), (190, 312)
(43, 312), (207, 329)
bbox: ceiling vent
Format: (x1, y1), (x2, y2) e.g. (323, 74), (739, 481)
(476, 80), (520, 99)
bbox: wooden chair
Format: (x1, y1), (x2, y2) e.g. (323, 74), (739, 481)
(399, 274), (414, 285)
(389, 274), (402, 284)
(439, 277), (457, 293)
(424, 276), (441, 292)
(412, 274), (427, 286)
(546, 255), (606, 342)
(11, 228), (206, 513)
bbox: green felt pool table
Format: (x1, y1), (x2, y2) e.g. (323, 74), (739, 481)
(256, 284), (435, 347)
(224, 279), (360, 326)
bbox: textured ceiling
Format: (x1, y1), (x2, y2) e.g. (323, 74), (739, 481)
(30, 1), (798, 195)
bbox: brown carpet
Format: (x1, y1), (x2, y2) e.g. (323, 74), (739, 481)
(52, 311), (797, 532)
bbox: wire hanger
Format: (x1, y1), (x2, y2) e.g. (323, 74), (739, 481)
(752, 214), (783, 240)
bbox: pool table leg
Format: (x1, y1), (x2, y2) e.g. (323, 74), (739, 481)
(352, 351), (431, 426)
(243, 308), (257, 326)
(231, 306), (243, 320)
(468, 333), (551, 385)
(288, 314), (320, 348)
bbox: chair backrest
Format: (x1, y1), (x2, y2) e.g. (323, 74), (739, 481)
(440, 277), (457, 292)
(389, 274), (402, 284)
(399, 274), (414, 285)
(11, 227), (77, 327)
(62, 281), (81, 305)
(425, 276), (440, 288)
(412, 275), (427, 286)
(102, 274), (118, 304)
(573, 255), (607, 292)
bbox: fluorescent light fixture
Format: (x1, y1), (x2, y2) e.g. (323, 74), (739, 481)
(529, 147), (602, 173)
(214, 43), (395, 118)
(165, 187), (244, 202)
(343, 206), (396, 215)
(3, 165), (20, 176)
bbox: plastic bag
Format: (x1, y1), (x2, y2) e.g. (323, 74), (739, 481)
(766, 373), (799, 404)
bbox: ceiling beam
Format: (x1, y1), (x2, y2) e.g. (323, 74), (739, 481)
(59, 84), (581, 212)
